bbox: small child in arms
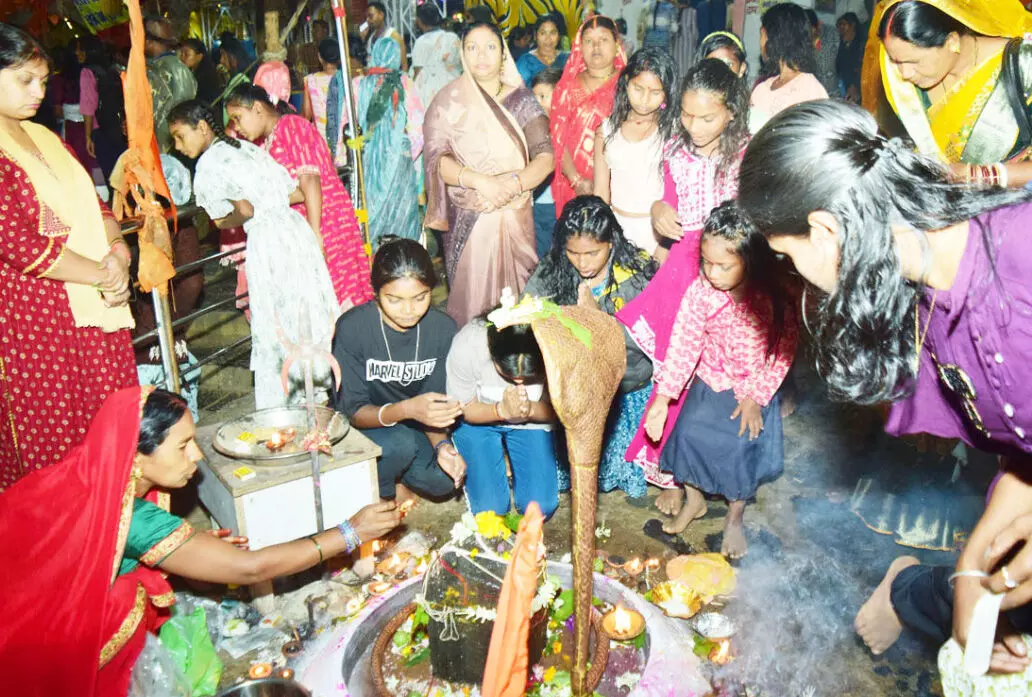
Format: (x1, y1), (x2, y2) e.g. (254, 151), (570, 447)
(643, 202), (796, 558)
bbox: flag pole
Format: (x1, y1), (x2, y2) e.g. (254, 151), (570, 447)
(330, 0), (371, 255)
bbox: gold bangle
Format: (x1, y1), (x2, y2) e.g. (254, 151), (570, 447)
(309, 536), (324, 563)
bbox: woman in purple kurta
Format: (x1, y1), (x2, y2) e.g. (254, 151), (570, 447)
(737, 101), (1032, 672)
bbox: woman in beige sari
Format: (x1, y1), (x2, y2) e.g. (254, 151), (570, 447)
(424, 21), (555, 326)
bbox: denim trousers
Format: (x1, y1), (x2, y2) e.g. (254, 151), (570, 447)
(452, 422), (559, 519)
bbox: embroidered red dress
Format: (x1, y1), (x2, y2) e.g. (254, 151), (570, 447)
(0, 147), (137, 489)
(263, 114), (373, 309)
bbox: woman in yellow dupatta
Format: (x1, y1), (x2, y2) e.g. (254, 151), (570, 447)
(424, 20), (555, 327)
(0, 23), (136, 488)
(865, 0), (1032, 188)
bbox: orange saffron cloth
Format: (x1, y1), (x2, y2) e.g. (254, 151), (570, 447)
(481, 502), (545, 697)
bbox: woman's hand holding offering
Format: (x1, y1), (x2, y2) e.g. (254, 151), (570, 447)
(350, 501), (403, 544)
(651, 200), (683, 240)
(985, 514), (1032, 609)
(404, 393), (463, 428)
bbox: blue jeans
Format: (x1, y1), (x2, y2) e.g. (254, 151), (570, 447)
(533, 202), (556, 260)
(452, 423), (560, 519)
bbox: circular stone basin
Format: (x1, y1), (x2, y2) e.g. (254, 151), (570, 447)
(299, 562), (711, 697)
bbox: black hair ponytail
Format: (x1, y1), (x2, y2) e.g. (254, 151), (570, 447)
(167, 99), (241, 148)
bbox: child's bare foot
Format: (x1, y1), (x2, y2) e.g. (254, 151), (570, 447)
(656, 488), (685, 516)
(854, 556), (919, 654)
(721, 518), (748, 559)
(721, 500), (748, 559)
(662, 488), (706, 534)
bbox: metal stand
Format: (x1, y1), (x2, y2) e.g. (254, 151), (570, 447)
(330, 0), (372, 253)
(152, 285), (182, 394)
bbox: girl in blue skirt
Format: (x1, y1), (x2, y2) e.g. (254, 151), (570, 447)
(642, 202), (796, 558)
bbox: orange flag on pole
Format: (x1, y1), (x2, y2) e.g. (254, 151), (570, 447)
(114, 0), (176, 294)
(481, 502), (545, 697)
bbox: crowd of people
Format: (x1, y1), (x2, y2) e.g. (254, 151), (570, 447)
(5, 0), (1032, 694)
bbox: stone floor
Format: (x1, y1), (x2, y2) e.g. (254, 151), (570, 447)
(176, 235), (994, 696)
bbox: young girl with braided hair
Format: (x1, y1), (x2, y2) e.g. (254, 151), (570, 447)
(168, 100), (342, 410)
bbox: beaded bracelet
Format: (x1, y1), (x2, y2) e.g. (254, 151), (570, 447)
(337, 520), (362, 554)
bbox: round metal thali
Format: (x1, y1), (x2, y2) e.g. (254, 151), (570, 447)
(212, 405), (349, 464)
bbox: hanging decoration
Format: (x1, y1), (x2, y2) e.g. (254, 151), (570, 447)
(70, 0), (128, 34)
(464, 0), (587, 40)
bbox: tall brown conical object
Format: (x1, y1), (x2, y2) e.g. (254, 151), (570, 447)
(529, 306), (625, 695)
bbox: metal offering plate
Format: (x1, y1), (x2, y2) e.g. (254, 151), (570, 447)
(693, 612), (736, 639)
(212, 405), (349, 464)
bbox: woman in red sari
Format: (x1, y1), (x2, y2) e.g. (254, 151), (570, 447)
(0, 386), (401, 697)
(0, 23), (136, 490)
(549, 15), (626, 217)
(226, 83), (374, 310)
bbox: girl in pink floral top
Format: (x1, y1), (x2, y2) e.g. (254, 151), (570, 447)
(616, 59), (751, 501)
(642, 203), (796, 558)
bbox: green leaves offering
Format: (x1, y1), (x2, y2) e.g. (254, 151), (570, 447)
(503, 510), (523, 534)
(693, 635), (717, 658)
(551, 589), (575, 622)
(404, 646), (430, 667)
(412, 605), (430, 631)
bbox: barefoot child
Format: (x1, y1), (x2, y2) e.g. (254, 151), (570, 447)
(593, 48), (679, 257)
(642, 203), (795, 558)
(617, 59), (751, 510)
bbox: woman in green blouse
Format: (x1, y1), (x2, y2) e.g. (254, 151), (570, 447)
(0, 386), (401, 697)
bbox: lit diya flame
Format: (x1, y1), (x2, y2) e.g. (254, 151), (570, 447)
(625, 558), (644, 575)
(602, 604), (645, 641)
(264, 428), (297, 452)
(710, 638), (733, 665)
(248, 662), (273, 679)
(366, 580), (393, 595)
(398, 499), (415, 516)
(415, 559), (429, 575)
(645, 558), (661, 571)
(376, 550), (412, 576)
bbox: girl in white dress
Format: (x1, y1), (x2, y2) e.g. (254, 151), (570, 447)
(168, 100), (341, 410)
(593, 48), (679, 258)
